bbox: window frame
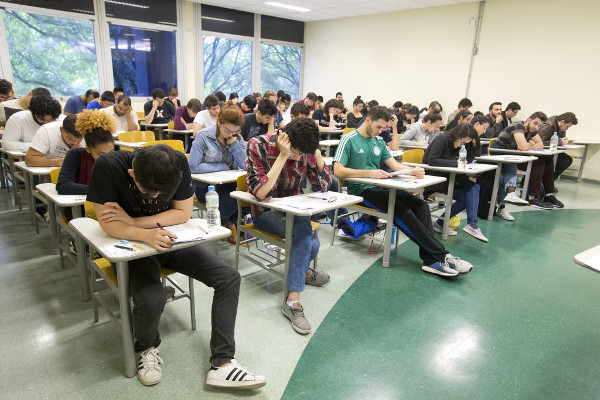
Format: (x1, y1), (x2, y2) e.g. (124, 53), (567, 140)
(259, 38), (304, 101)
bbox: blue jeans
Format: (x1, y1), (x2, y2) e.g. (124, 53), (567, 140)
(497, 164), (517, 206)
(438, 180), (480, 225)
(253, 211), (319, 293)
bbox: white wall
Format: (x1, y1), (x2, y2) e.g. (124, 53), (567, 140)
(304, 0), (600, 181)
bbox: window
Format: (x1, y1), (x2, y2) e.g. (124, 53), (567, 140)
(1, 9), (99, 96)
(105, 0), (177, 26)
(109, 24), (177, 97)
(201, 5), (253, 37)
(261, 43), (302, 99)
(203, 36), (252, 97)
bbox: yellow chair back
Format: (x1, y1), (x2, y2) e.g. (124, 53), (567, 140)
(167, 121), (175, 129)
(342, 127), (355, 135)
(84, 201), (97, 220)
(402, 149), (425, 163)
(50, 168), (61, 184)
(142, 140), (185, 153)
(136, 111), (145, 119)
(119, 131), (154, 142)
(488, 139), (496, 148)
(236, 173), (250, 207)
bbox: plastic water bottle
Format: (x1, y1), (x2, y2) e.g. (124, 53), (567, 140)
(205, 185), (220, 233)
(549, 131), (559, 152)
(458, 144), (467, 169)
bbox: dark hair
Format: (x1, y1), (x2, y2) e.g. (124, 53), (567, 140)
(317, 95), (324, 103)
(458, 98), (472, 108)
(291, 102), (309, 117)
(323, 99), (342, 115)
(214, 91), (226, 102)
(204, 95), (220, 109)
(353, 97), (365, 106)
(113, 87), (125, 95)
(100, 91), (115, 103)
(367, 105), (391, 122)
(31, 87), (51, 97)
(489, 101), (502, 111)
(29, 95), (61, 120)
(283, 118), (320, 154)
(242, 94), (257, 110)
(279, 93), (291, 103)
(423, 113), (443, 123)
(277, 90), (285, 99)
(62, 114), (82, 138)
(429, 101), (442, 112)
(253, 92), (262, 99)
(187, 98), (202, 113)
(117, 95), (131, 106)
(229, 92), (239, 100)
(392, 101), (403, 108)
(403, 105), (419, 117)
(169, 87), (178, 97)
(505, 102), (521, 112)
(0, 79), (13, 96)
(85, 128), (114, 149)
(473, 111), (483, 117)
(336, 92), (342, 97)
(305, 92), (317, 102)
(455, 109), (473, 121)
(529, 111), (548, 122)
(557, 112), (578, 125)
(446, 123), (480, 148)
(132, 145), (183, 197)
(85, 89), (99, 98)
(257, 99), (277, 116)
(470, 114), (492, 126)
(152, 88), (166, 99)
(367, 100), (379, 109)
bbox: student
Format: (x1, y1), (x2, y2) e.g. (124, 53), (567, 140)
(400, 113), (442, 146)
(470, 114), (491, 137)
(335, 91), (347, 114)
(86, 91), (115, 110)
(346, 97), (365, 128)
(57, 110), (115, 195)
(229, 92), (239, 104)
(535, 112), (578, 180)
(333, 106), (473, 277)
(240, 99), (276, 141)
(366, 99), (379, 114)
(214, 91), (227, 104)
(87, 144), (265, 388)
(173, 98), (202, 131)
(423, 124), (488, 242)
(311, 99), (342, 129)
(446, 98), (472, 125)
(63, 89), (99, 115)
(246, 118), (332, 334)
(390, 101), (403, 114)
(253, 92), (262, 105)
(189, 102), (246, 242)
(192, 95), (220, 137)
(395, 104), (419, 134)
(445, 109), (473, 131)
(290, 102), (310, 119)
(296, 92), (317, 116)
(378, 114), (400, 151)
(483, 102), (505, 138)
(25, 115), (84, 167)
(143, 89), (175, 125)
(274, 93), (291, 130)
(0, 79), (15, 102)
(101, 95), (139, 132)
(113, 87), (125, 101)
(166, 87), (181, 108)
(263, 89), (277, 103)
(2, 95), (63, 151)
(418, 101), (442, 121)
(239, 95), (257, 115)
(0, 87), (51, 125)
(502, 102), (521, 127)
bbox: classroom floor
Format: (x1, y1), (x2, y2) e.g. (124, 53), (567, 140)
(1, 178), (599, 400)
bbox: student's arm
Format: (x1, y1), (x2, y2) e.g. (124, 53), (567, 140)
(399, 124), (419, 145)
(227, 135), (247, 170)
(425, 138), (458, 167)
(388, 114), (400, 151)
(305, 149), (331, 192)
(484, 121), (503, 139)
(530, 134), (544, 150)
(247, 134), (289, 201)
(333, 161), (391, 179)
(56, 149), (87, 195)
(383, 157), (425, 178)
(127, 110), (139, 131)
(188, 136), (229, 174)
(1, 117), (30, 151)
(25, 148), (63, 167)
(97, 196), (193, 230)
(514, 131), (538, 151)
(192, 123), (204, 138)
(144, 101), (158, 124)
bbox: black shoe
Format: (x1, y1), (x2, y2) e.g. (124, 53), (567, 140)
(529, 198), (553, 210)
(544, 195), (564, 208)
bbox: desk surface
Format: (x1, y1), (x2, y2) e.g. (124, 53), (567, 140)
(319, 128), (343, 133)
(476, 155), (538, 163)
(489, 147), (564, 156)
(164, 129), (193, 134)
(346, 174), (447, 190)
(572, 139), (600, 145)
(403, 162), (497, 175)
(390, 150), (404, 158)
(36, 183), (86, 207)
(319, 139), (340, 146)
(114, 140), (148, 148)
(191, 169), (246, 185)
(574, 244), (600, 274)
(14, 161), (56, 175)
(0, 149), (26, 157)
(399, 144), (428, 150)
(140, 123), (169, 128)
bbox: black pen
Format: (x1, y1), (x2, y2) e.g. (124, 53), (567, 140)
(157, 222), (175, 243)
(115, 245), (136, 251)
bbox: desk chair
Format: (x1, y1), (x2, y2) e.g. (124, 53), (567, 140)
(232, 174), (319, 279)
(31, 168), (60, 234)
(167, 121), (175, 130)
(142, 140), (185, 153)
(83, 201), (198, 333)
(136, 111), (145, 120)
(48, 168), (79, 269)
(118, 131), (155, 152)
(342, 127), (354, 135)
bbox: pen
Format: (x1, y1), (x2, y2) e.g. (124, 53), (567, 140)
(197, 224), (207, 234)
(156, 222), (175, 243)
(115, 245), (136, 251)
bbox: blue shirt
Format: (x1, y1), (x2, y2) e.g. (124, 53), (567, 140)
(64, 96), (85, 114)
(86, 100), (102, 110)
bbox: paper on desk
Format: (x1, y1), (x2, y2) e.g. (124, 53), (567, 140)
(272, 195), (334, 210)
(163, 222), (207, 243)
(586, 253), (600, 271)
(103, 242), (145, 258)
(306, 191), (338, 200)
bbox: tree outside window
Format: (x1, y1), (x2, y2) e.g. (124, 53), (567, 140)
(261, 43), (301, 99)
(203, 36), (252, 97)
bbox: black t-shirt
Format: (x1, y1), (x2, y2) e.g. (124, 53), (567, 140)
(346, 112), (364, 128)
(379, 129), (393, 143)
(495, 122), (536, 150)
(86, 150), (193, 217)
(241, 113), (269, 141)
(143, 100), (176, 124)
(312, 109), (340, 127)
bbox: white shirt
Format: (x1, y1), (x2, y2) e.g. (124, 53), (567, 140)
(0, 99), (24, 123)
(101, 105), (139, 132)
(193, 110), (217, 129)
(30, 120), (85, 159)
(1, 110), (64, 152)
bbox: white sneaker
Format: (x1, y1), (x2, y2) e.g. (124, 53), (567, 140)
(504, 192), (528, 206)
(138, 347), (163, 386)
(206, 359), (266, 389)
(433, 221), (457, 236)
(463, 224), (489, 243)
(445, 254), (473, 274)
(496, 207), (515, 221)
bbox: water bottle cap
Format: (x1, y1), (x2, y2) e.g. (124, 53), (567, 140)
(208, 185), (215, 191)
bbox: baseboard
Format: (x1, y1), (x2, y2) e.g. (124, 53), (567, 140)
(560, 174), (600, 185)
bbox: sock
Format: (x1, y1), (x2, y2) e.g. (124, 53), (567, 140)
(286, 300), (300, 308)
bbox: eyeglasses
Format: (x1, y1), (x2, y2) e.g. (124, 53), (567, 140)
(222, 126), (240, 135)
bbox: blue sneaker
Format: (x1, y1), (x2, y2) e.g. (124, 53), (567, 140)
(422, 260), (459, 277)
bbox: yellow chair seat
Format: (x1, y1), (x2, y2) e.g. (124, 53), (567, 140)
(95, 258), (175, 285)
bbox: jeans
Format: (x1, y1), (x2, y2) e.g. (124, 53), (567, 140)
(437, 180), (480, 225)
(518, 157), (555, 198)
(121, 245), (240, 367)
(497, 163), (517, 206)
(195, 182), (244, 225)
(554, 152), (573, 180)
(253, 210), (319, 293)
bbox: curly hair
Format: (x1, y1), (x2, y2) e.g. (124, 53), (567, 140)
(283, 117), (319, 155)
(29, 95), (61, 120)
(75, 110), (116, 148)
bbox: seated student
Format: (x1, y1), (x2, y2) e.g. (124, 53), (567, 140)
(253, 92), (262, 109)
(423, 124), (488, 242)
(214, 91), (227, 104)
(445, 109), (473, 131)
(491, 112), (559, 214)
(263, 90), (277, 104)
(246, 118), (332, 334)
(0, 78), (15, 103)
(446, 98), (472, 125)
(400, 113), (443, 146)
(418, 101), (442, 121)
(240, 99), (276, 141)
(192, 95), (220, 137)
(470, 114), (491, 138)
(165, 87), (181, 109)
(144, 88), (176, 125)
(502, 102), (521, 127)
(229, 92), (239, 104)
(290, 102), (310, 120)
(535, 112), (578, 180)
(295, 92), (317, 117)
(1, 87), (51, 125)
(188, 102), (247, 242)
(2, 95), (63, 151)
(311, 99), (342, 129)
(274, 93), (291, 130)
(63, 89), (99, 116)
(379, 114), (400, 151)
(395, 104), (419, 134)
(239, 94), (257, 115)
(101, 95), (139, 132)
(333, 106), (473, 277)
(57, 110), (115, 195)
(346, 97), (365, 128)
(483, 101), (505, 138)
(87, 144), (265, 388)
(25, 115), (84, 167)
(173, 98), (201, 131)
(389, 100), (403, 114)
(365, 99), (379, 115)
(86, 91), (115, 110)
(113, 87), (125, 101)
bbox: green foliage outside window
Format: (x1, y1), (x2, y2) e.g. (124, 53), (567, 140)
(261, 43), (301, 99)
(203, 36), (252, 96)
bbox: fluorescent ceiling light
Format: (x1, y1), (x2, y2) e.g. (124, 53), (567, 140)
(201, 16), (235, 23)
(264, 2), (311, 12)
(105, 1), (150, 9)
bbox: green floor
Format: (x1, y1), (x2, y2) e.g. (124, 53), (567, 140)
(283, 209), (600, 400)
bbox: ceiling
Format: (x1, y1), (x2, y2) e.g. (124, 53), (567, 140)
(190, 0), (479, 22)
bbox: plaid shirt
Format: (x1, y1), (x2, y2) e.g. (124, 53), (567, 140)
(246, 133), (332, 217)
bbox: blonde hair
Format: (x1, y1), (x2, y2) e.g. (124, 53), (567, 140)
(75, 109), (117, 135)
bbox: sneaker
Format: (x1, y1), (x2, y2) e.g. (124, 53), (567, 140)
(496, 207), (515, 221)
(445, 254), (473, 274)
(421, 261), (459, 277)
(463, 224), (489, 242)
(544, 195), (564, 209)
(137, 347), (163, 386)
(503, 192), (529, 206)
(281, 302), (311, 334)
(305, 268), (331, 287)
(68, 238), (77, 255)
(433, 221), (457, 236)
(164, 285), (176, 299)
(206, 359), (266, 389)
(528, 198), (553, 210)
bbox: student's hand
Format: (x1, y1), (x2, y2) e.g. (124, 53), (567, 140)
(410, 167), (425, 179)
(560, 137), (569, 145)
(152, 100), (159, 109)
(145, 228), (177, 251)
(415, 141), (428, 146)
(225, 134), (239, 145)
(277, 132), (291, 159)
(314, 148), (322, 159)
(97, 202), (136, 226)
(495, 115), (503, 124)
(369, 169), (391, 179)
(56, 157), (64, 167)
(390, 114), (398, 125)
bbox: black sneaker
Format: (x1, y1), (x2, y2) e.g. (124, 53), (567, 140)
(544, 195), (564, 209)
(529, 198), (553, 210)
